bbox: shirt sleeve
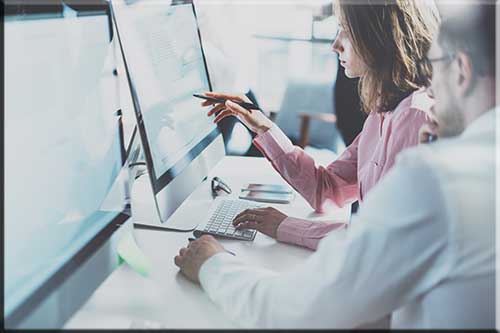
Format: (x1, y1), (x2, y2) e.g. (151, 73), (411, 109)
(198, 152), (455, 328)
(276, 217), (347, 251)
(253, 124), (360, 212)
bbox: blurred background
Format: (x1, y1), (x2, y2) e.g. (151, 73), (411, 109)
(190, 0), (367, 163)
(5, 0), (367, 166)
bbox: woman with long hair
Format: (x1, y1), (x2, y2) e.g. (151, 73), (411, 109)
(202, 0), (439, 250)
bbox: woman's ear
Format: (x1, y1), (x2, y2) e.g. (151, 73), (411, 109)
(455, 51), (475, 97)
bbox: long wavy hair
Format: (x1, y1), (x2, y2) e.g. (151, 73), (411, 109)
(335, 0), (440, 113)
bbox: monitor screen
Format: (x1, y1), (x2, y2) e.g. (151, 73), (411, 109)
(112, 0), (220, 194)
(4, 5), (126, 321)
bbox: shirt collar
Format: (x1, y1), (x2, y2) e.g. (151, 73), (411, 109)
(410, 87), (434, 112)
(378, 88), (433, 116)
(460, 107), (498, 139)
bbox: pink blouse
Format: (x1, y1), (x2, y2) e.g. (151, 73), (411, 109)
(253, 88), (433, 250)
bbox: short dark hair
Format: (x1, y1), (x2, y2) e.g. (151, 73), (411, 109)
(438, 4), (496, 77)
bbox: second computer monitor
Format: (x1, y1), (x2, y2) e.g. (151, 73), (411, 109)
(112, 0), (225, 228)
(5, 3), (127, 327)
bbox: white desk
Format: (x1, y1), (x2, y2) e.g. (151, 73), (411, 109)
(64, 156), (350, 329)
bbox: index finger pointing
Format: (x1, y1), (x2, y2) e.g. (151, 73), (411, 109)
(205, 92), (244, 102)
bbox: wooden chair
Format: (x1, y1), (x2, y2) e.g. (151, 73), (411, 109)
(270, 110), (337, 149)
(297, 112), (337, 148)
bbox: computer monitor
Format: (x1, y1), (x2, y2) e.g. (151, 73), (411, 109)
(111, 0), (225, 229)
(4, 2), (128, 328)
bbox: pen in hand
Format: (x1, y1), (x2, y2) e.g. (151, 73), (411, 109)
(188, 237), (236, 256)
(193, 93), (261, 111)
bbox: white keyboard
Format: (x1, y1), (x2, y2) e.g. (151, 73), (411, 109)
(193, 199), (262, 241)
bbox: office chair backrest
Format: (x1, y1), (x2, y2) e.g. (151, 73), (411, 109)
(275, 77), (339, 150)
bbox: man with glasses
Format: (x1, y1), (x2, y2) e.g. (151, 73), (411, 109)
(174, 4), (496, 329)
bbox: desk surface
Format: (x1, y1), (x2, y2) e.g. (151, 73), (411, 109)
(64, 156), (350, 329)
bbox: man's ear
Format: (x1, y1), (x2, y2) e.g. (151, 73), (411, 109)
(455, 51), (475, 97)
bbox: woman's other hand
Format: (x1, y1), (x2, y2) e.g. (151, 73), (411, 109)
(232, 207), (288, 239)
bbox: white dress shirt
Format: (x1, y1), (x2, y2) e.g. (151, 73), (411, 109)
(199, 109), (496, 329)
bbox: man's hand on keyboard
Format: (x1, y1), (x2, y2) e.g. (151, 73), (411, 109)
(232, 207), (287, 239)
(174, 235), (225, 284)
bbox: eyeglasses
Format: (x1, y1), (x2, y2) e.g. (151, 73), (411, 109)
(417, 53), (455, 87)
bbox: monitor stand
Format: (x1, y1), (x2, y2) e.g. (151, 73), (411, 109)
(129, 136), (225, 231)
(130, 167), (199, 231)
